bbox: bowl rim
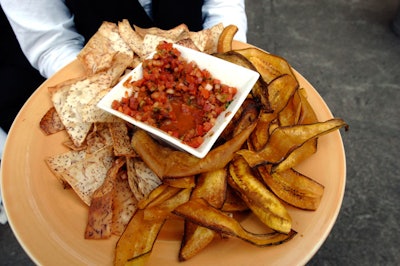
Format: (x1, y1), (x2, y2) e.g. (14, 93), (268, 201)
(97, 43), (260, 158)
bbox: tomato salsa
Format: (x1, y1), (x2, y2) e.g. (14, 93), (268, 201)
(112, 42), (237, 148)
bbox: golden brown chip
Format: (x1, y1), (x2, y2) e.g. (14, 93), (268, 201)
(238, 118), (348, 167)
(173, 198), (297, 246)
(112, 170), (138, 236)
(297, 87), (319, 125)
(39, 107), (65, 135)
(213, 51), (272, 114)
(221, 185), (248, 212)
(118, 19), (144, 57)
(136, 184), (169, 209)
(85, 158), (126, 239)
(191, 168), (227, 209)
(114, 209), (165, 266)
(235, 47), (297, 84)
(179, 221), (217, 261)
(217, 24), (238, 53)
(78, 21), (133, 75)
(179, 168), (227, 261)
(228, 155), (292, 233)
(143, 188), (191, 221)
(258, 166), (324, 211)
(163, 176), (196, 189)
(175, 38), (200, 51)
(189, 23), (224, 54)
(278, 89), (302, 127)
(131, 122), (256, 179)
(109, 122), (137, 157)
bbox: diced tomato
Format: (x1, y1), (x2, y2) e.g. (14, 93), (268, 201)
(203, 121), (213, 132)
(187, 136), (204, 148)
(199, 87), (210, 99)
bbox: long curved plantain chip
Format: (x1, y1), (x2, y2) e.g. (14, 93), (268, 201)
(114, 210), (165, 266)
(179, 221), (217, 261)
(143, 188), (192, 221)
(173, 198), (297, 247)
(217, 24), (238, 53)
(179, 168), (227, 261)
(258, 166), (324, 211)
(273, 87), (320, 172)
(228, 156), (292, 233)
(278, 88), (302, 127)
(213, 51), (272, 112)
(221, 185), (249, 212)
(235, 47), (297, 84)
(272, 139), (317, 173)
(163, 175), (196, 189)
(237, 118), (348, 167)
(131, 121), (257, 178)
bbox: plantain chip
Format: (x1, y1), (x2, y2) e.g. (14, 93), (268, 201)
(131, 121), (256, 178)
(237, 118), (348, 167)
(163, 176), (196, 189)
(235, 47), (297, 84)
(272, 139), (317, 173)
(114, 210), (165, 266)
(228, 156), (292, 233)
(278, 88), (302, 127)
(143, 188), (192, 221)
(248, 112), (274, 152)
(258, 166), (324, 211)
(273, 87), (320, 171)
(173, 198), (297, 246)
(192, 168), (228, 209)
(136, 184), (169, 209)
(221, 185), (249, 212)
(267, 74), (299, 116)
(213, 51), (271, 112)
(179, 221), (217, 261)
(178, 168), (227, 260)
(137, 185), (181, 210)
(297, 87), (319, 125)
(217, 24), (238, 53)
(231, 99), (261, 138)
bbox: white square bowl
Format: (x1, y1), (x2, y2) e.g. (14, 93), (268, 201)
(97, 43), (259, 158)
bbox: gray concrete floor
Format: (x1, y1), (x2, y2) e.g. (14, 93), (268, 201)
(1, 0), (400, 265)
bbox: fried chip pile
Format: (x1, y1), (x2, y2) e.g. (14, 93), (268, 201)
(40, 20), (347, 265)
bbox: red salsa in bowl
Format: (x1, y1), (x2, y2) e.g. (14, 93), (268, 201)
(111, 42), (237, 148)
